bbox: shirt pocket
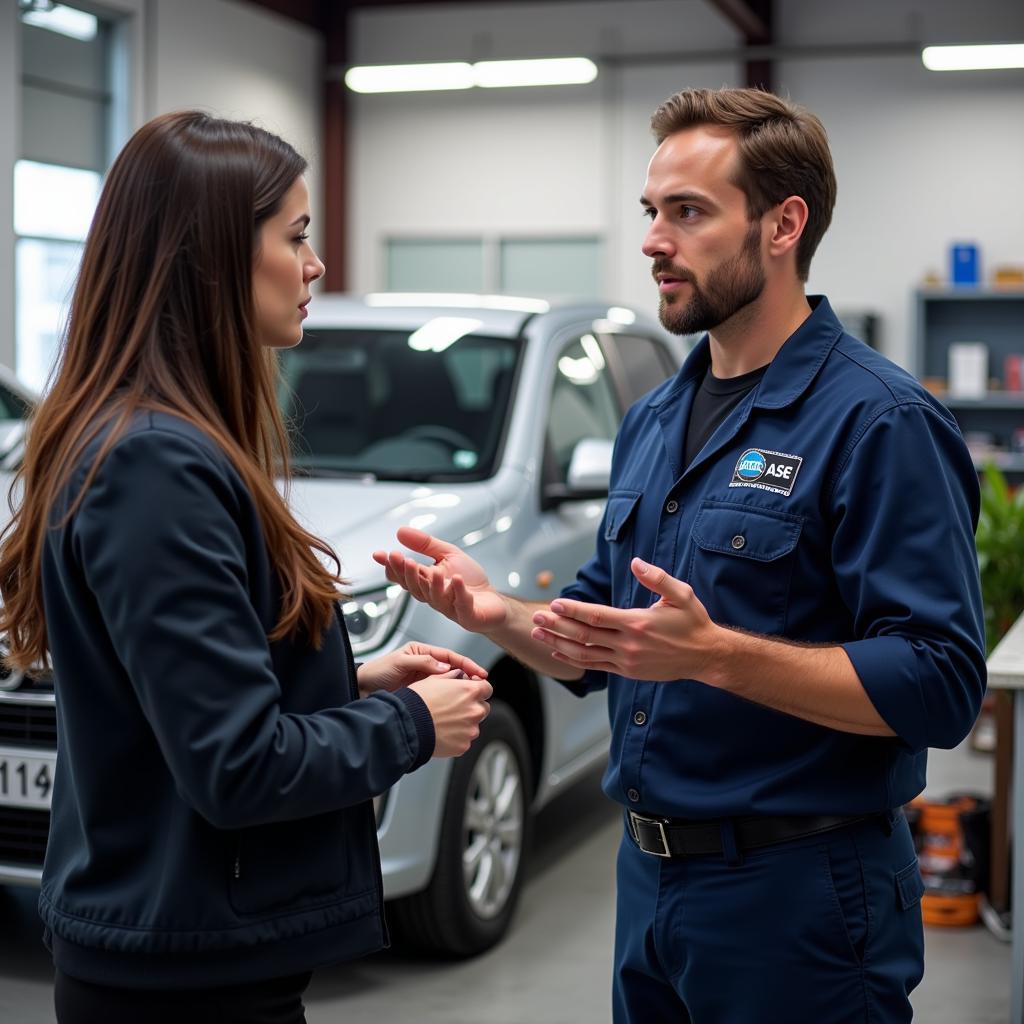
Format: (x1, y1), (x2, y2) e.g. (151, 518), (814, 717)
(687, 501), (803, 635)
(603, 490), (643, 607)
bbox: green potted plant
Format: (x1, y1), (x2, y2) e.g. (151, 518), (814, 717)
(967, 462), (1024, 756)
(976, 463), (1024, 654)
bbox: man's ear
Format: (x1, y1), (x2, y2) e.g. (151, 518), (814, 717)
(766, 195), (809, 262)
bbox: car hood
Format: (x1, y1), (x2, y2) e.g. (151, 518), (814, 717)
(286, 477), (498, 591)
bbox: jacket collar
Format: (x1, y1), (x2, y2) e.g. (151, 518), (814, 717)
(650, 295), (844, 413)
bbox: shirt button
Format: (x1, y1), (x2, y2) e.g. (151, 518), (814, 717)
(633, 710), (647, 726)
(665, 499), (679, 514)
(627, 788), (641, 803)
(731, 534), (746, 550)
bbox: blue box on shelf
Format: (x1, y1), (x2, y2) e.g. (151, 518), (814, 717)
(951, 243), (979, 286)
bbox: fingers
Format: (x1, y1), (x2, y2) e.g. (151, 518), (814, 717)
(421, 645), (488, 679)
(536, 598), (614, 647)
(396, 526), (457, 563)
(382, 551), (433, 603)
(530, 625), (616, 664)
(631, 557), (693, 603)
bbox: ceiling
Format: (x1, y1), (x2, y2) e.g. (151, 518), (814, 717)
(236, 0), (770, 45)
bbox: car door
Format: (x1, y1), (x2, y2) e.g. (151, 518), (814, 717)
(505, 326), (626, 770)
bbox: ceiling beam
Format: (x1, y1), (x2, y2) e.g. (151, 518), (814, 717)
(706, 0), (771, 44)
(707, 0), (774, 91)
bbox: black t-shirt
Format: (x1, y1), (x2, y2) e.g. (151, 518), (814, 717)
(683, 363), (767, 470)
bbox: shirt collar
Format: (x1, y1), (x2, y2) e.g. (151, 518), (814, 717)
(650, 295), (844, 411)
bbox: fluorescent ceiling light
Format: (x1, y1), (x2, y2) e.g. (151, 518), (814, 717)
(474, 57), (598, 88)
(346, 57), (598, 94)
(21, 3), (97, 41)
(922, 43), (1024, 71)
(345, 62), (473, 93)
(408, 317), (483, 353)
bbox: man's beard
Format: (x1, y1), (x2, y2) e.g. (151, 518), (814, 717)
(657, 221), (765, 336)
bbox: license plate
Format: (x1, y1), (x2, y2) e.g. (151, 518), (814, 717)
(0, 748), (55, 810)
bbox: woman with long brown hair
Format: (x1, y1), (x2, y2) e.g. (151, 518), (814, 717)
(0, 110), (492, 1024)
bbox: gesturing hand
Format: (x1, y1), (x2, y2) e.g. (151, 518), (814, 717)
(372, 527), (509, 635)
(357, 642), (488, 697)
(529, 558), (725, 682)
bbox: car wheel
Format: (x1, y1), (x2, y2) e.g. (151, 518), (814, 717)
(389, 700), (533, 957)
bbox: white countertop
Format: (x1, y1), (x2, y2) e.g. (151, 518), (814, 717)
(987, 611), (1024, 690)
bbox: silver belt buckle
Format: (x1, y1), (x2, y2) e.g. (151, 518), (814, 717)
(629, 811), (671, 857)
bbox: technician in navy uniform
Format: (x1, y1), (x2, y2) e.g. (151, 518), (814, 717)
(376, 87), (985, 1023)
(0, 112), (492, 1024)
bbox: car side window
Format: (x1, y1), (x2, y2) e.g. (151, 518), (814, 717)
(545, 334), (621, 484)
(610, 334), (676, 403)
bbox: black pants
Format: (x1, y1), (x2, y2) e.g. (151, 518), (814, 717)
(54, 968), (312, 1024)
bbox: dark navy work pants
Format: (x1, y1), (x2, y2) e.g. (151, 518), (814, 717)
(613, 811), (925, 1023)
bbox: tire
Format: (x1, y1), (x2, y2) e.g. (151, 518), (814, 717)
(389, 700), (533, 957)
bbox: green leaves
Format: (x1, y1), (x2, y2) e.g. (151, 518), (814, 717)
(976, 463), (1024, 653)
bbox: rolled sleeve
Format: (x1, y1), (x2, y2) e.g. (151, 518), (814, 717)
(830, 401), (986, 752)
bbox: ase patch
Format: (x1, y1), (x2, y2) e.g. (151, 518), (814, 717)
(729, 448), (803, 497)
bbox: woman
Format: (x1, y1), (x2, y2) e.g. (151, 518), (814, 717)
(0, 111), (492, 1023)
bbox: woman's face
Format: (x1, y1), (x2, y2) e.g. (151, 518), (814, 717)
(252, 176), (325, 348)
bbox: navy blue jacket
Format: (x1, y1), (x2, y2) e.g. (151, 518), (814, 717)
(562, 297), (986, 819)
(38, 412), (434, 988)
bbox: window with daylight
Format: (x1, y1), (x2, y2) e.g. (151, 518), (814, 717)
(15, 2), (113, 391)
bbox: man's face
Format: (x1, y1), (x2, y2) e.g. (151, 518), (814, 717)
(640, 126), (766, 336)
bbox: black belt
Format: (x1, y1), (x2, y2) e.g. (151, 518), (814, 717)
(627, 810), (874, 858)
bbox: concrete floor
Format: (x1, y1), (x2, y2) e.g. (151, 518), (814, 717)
(0, 741), (1012, 1023)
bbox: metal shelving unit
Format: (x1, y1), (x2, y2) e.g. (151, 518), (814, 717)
(914, 288), (1024, 475)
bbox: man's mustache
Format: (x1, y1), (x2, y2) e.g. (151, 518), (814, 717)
(651, 261), (695, 284)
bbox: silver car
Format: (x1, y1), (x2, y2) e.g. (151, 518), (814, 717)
(0, 295), (684, 956)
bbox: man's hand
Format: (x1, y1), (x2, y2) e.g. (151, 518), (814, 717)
(357, 641), (488, 697)
(529, 557), (725, 682)
(372, 527), (509, 635)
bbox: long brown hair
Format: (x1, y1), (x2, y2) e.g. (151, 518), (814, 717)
(0, 110), (342, 670)
(650, 88), (837, 281)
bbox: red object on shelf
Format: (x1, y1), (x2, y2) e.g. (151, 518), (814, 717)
(1004, 354), (1023, 392)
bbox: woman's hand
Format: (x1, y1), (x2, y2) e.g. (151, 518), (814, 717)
(357, 641), (488, 697)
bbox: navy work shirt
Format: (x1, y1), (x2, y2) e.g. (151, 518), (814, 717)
(561, 297), (986, 819)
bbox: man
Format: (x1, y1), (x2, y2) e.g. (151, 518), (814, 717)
(373, 88), (985, 1022)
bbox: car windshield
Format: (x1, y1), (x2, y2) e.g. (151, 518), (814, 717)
(277, 328), (521, 481)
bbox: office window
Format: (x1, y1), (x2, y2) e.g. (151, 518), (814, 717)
(15, 3), (112, 391)
(386, 240), (485, 293)
(500, 238), (601, 298)
(385, 236), (603, 298)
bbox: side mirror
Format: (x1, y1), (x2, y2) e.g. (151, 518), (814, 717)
(543, 438), (613, 506)
(566, 438), (613, 492)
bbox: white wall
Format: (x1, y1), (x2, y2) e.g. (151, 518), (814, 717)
(148, 0), (323, 234)
(349, 0), (1024, 369)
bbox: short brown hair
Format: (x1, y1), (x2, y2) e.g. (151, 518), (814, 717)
(650, 88), (836, 280)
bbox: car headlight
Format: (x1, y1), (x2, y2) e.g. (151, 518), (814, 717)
(341, 585), (408, 655)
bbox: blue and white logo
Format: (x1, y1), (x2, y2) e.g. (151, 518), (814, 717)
(735, 450), (766, 481)
(730, 447), (803, 496)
